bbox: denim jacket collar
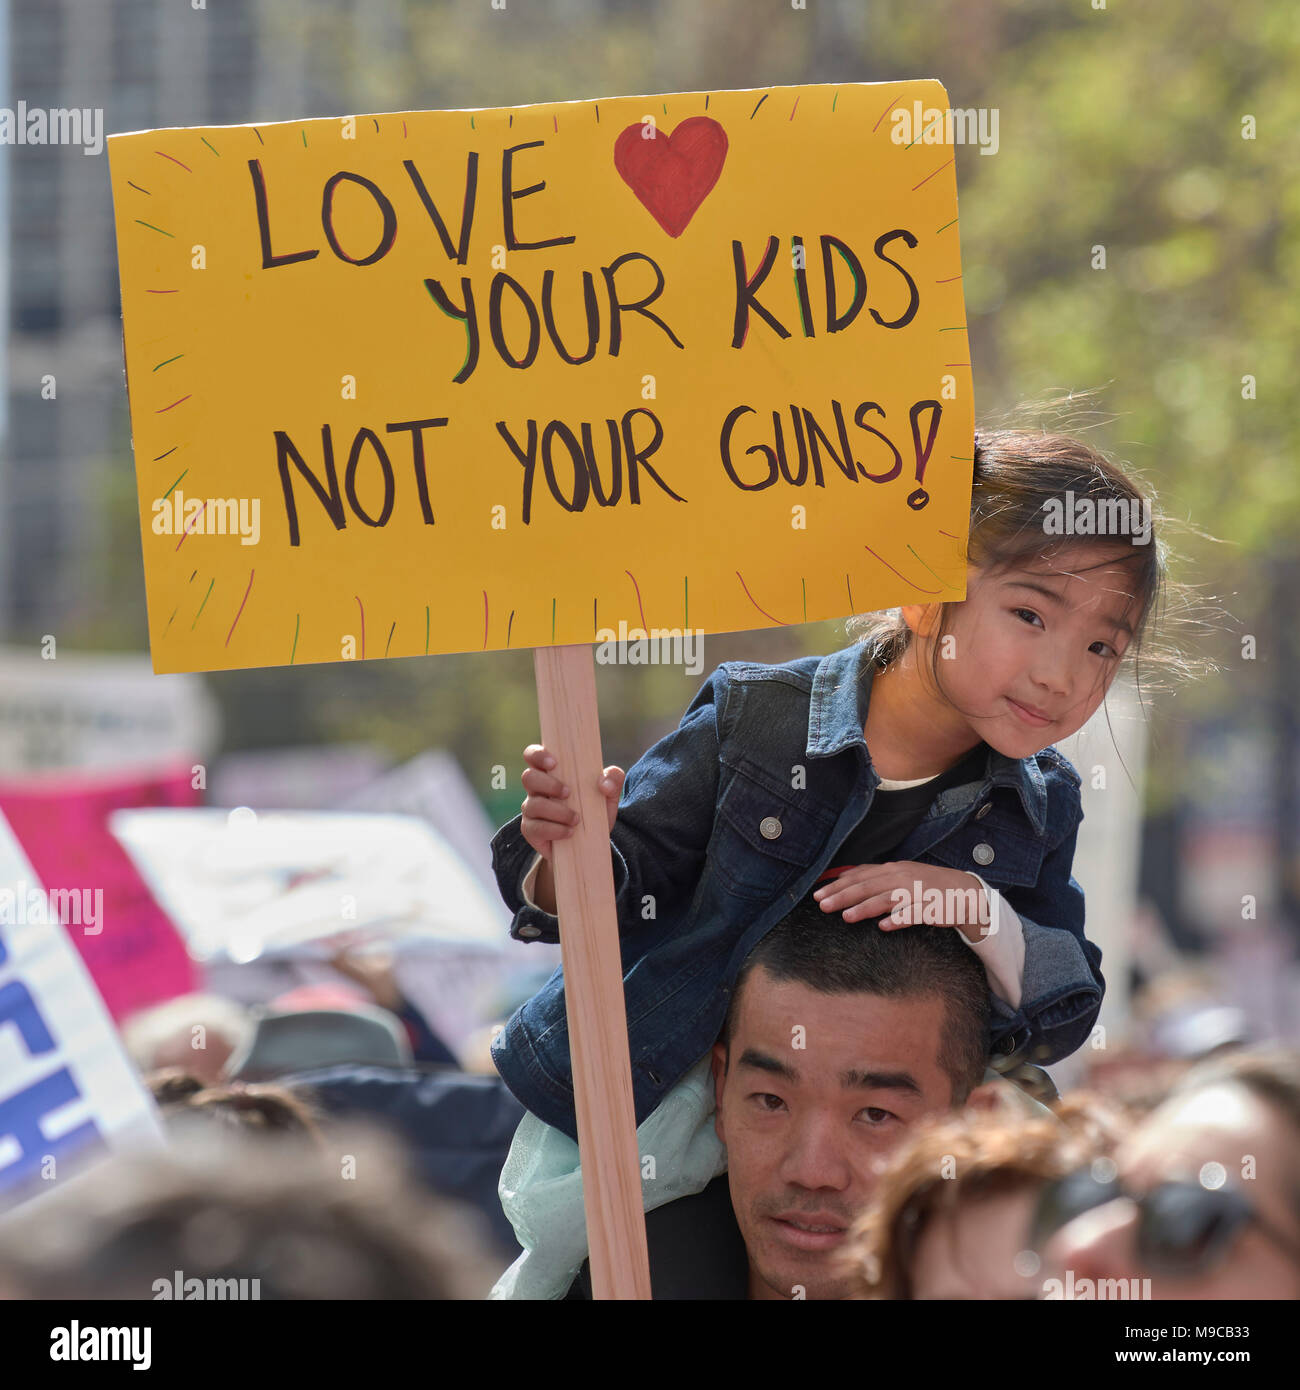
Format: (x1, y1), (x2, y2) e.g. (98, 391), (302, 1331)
(804, 641), (1048, 838)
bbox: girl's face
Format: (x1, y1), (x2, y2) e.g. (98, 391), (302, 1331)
(932, 547), (1142, 759)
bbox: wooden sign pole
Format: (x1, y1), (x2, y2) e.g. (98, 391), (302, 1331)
(534, 643), (652, 1300)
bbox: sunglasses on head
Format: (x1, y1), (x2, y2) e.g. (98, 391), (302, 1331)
(1032, 1166), (1300, 1279)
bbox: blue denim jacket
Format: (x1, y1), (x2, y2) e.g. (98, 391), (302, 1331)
(490, 641), (1104, 1141)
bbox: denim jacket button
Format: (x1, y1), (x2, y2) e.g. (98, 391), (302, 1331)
(517, 924), (542, 939)
(975, 803), (992, 819)
(972, 842), (995, 866)
(759, 816), (782, 840)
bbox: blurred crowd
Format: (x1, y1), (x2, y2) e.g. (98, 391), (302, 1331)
(0, 939), (1295, 1302)
(0, 945), (528, 1299)
(847, 1046), (1300, 1300)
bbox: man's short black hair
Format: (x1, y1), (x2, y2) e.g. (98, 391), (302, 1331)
(721, 896), (990, 1104)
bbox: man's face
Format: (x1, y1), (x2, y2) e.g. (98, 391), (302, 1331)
(929, 550), (1139, 759)
(1045, 1082), (1300, 1300)
(153, 1032), (232, 1085)
(712, 968), (955, 1300)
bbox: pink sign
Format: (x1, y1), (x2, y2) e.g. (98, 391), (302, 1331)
(0, 763), (199, 1021)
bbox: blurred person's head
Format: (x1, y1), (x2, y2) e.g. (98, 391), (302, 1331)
(711, 900), (989, 1301)
(1044, 1048), (1300, 1300)
(1050, 1088), (1135, 1153)
(0, 1127), (498, 1300)
(843, 1113), (1103, 1299)
(1082, 1046), (1193, 1116)
(1150, 1002), (1249, 1063)
(121, 993), (252, 1085)
(226, 1004), (412, 1080)
(1130, 964), (1219, 1030)
(146, 1069), (325, 1148)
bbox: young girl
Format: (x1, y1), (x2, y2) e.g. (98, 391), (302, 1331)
(489, 425), (1181, 1143)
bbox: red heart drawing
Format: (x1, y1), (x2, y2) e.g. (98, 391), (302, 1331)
(614, 116), (729, 238)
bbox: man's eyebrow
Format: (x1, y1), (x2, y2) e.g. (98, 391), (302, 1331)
(737, 1048), (799, 1084)
(1005, 580), (1134, 639)
(839, 1068), (923, 1096)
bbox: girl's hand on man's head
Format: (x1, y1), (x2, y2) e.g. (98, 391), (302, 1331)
(812, 861), (991, 943)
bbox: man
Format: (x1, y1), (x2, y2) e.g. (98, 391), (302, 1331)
(564, 896), (989, 1298)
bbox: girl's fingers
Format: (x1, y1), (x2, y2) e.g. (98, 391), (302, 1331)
(524, 751), (626, 802)
(521, 745), (561, 777)
(522, 815), (575, 838)
(600, 767), (624, 830)
(521, 765), (572, 801)
(816, 884), (898, 911)
(876, 902), (917, 929)
(521, 818), (575, 859)
(812, 864), (901, 899)
(825, 889), (910, 921)
(847, 898), (908, 922)
(522, 795), (579, 826)
(522, 754), (624, 838)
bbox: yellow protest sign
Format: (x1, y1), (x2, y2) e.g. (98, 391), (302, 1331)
(108, 80), (974, 674)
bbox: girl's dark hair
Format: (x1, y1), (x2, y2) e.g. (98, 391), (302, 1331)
(845, 397), (1217, 720)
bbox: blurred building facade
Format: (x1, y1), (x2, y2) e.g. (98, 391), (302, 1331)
(0, 0), (431, 634)
(1, 0), (865, 633)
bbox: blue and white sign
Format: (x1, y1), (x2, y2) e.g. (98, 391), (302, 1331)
(0, 810), (164, 1206)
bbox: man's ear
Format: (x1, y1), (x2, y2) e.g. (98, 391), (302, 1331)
(710, 1041), (728, 1145)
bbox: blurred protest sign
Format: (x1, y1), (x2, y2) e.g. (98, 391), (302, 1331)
(0, 810), (165, 1208)
(110, 807), (510, 962)
(108, 79), (974, 675)
(203, 746), (501, 901)
(210, 743), (389, 811)
(0, 765), (199, 1021)
(0, 647), (217, 774)
(344, 750), (501, 900)
(112, 807), (515, 1052)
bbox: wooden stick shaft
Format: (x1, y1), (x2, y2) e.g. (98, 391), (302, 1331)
(533, 643), (651, 1300)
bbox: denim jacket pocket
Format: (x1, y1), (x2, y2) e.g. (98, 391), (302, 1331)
(920, 814), (1046, 889)
(710, 757), (836, 901)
